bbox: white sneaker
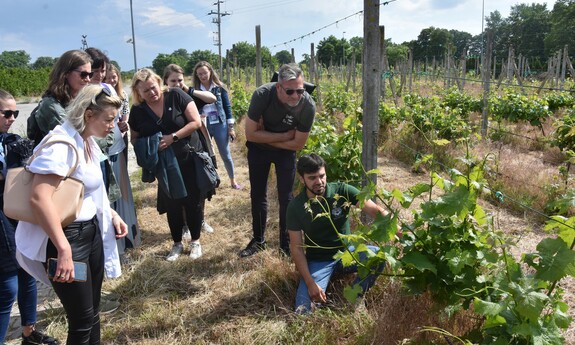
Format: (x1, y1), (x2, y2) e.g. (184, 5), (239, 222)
(189, 242), (202, 260)
(182, 225), (191, 241)
(201, 221), (214, 233)
(166, 243), (183, 262)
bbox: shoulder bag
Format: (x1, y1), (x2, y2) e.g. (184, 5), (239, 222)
(3, 136), (84, 227)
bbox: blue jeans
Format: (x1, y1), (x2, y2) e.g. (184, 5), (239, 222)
(207, 121), (235, 180)
(294, 245), (384, 313)
(246, 142), (295, 249)
(0, 268), (38, 343)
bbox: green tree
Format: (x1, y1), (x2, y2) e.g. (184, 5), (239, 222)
(274, 50), (293, 65)
(507, 3), (550, 65)
(186, 50), (220, 74)
(316, 35), (343, 66)
(349, 36), (363, 61)
(152, 53), (180, 76)
(448, 29), (472, 59)
(545, 0), (575, 56)
(410, 27), (452, 61)
(485, 10), (510, 60)
(0, 50), (31, 68)
(231, 41), (271, 68)
(385, 41), (409, 67)
(31, 56), (57, 69)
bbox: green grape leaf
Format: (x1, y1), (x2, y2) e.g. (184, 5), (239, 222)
(401, 251), (437, 274)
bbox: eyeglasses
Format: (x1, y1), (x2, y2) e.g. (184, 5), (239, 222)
(74, 70), (95, 79)
(0, 110), (19, 119)
(279, 84), (305, 96)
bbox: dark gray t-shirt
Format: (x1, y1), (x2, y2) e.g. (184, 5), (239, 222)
(247, 82), (316, 138)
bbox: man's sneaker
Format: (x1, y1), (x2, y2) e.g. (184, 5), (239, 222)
(182, 225), (191, 241)
(239, 239), (267, 258)
(166, 243), (183, 262)
(22, 330), (60, 345)
(189, 242), (202, 260)
(201, 221), (214, 233)
(99, 299), (121, 315)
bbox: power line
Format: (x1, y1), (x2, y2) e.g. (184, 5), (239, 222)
(271, 0), (399, 48)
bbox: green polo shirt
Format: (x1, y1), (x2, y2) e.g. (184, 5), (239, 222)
(287, 182), (360, 261)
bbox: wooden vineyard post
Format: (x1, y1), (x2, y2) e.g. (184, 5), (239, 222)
(255, 25), (262, 87)
(561, 45), (568, 90)
(225, 49), (230, 86)
(309, 43), (315, 86)
(380, 25), (386, 99)
(361, 0), (380, 188)
(481, 30), (492, 139)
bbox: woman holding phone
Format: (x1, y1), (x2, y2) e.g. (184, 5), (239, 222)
(16, 84), (128, 345)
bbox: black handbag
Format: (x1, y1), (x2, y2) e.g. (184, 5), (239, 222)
(184, 130), (220, 199)
(141, 98), (220, 199)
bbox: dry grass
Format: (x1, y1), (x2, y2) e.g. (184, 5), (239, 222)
(26, 118), (575, 345)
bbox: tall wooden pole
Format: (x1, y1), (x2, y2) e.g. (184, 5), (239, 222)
(481, 31), (492, 139)
(362, 0), (380, 187)
(255, 25), (262, 87)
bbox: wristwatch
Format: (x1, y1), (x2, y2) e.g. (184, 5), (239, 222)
(172, 133), (179, 142)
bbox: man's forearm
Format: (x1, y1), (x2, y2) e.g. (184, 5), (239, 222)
(290, 245), (316, 288)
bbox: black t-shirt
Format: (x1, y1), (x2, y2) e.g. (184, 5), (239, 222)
(129, 88), (201, 158)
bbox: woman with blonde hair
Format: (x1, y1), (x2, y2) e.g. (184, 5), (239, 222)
(16, 84), (128, 345)
(129, 68), (212, 261)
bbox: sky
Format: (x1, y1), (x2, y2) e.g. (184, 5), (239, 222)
(0, 0), (558, 72)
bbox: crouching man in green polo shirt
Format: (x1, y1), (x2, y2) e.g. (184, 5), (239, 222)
(287, 153), (386, 313)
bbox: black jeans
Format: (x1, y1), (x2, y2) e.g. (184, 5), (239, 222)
(45, 217), (104, 345)
(165, 155), (206, 243)
(246, 142), (295, 249)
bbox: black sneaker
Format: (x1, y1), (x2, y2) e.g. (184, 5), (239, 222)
(22, 330), (60, 345)
(239, 239), (267, 257)
(279, 246), (290, 258)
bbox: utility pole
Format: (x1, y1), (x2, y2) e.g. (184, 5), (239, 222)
(209, 1), (230, 76)
(81, 35), (88, 50)
(130, 0), (138, 71)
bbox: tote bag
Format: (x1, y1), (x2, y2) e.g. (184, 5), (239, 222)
(3, 136), (84, 227)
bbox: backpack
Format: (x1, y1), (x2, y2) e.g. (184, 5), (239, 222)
(26, 101), (44, 147)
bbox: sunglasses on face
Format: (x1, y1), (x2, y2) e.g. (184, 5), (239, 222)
(74, 70), (95, 79)
(280, 84), (305, 96)
(0, 110), (19, 119)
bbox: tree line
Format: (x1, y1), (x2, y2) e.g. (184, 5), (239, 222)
(1, 0), (574, 92)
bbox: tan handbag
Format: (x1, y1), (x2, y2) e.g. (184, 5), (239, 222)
(3, 136), (84, 227)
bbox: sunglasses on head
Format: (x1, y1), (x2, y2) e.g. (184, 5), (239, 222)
(74, 69), (95, 79)
(0, 110), (19, 119)
(90, 84), (113, 106)
(280, 84), (305, 96)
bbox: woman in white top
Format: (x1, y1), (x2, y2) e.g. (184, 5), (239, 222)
(16, 84), (128, 345)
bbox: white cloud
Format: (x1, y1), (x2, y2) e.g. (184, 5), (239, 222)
(140, 6), (205, 28)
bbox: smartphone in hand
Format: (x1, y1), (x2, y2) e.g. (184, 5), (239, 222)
(47, 258), (88, 282)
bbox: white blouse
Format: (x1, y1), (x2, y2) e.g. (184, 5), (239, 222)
(15, 121), (122, 285)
